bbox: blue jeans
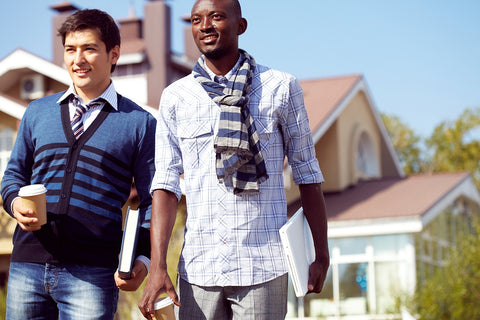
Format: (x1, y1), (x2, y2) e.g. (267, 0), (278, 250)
(6, 262), (119, 320)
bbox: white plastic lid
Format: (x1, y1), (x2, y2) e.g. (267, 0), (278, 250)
(18, 184), (47, 197)
(154, 297), (174, 310)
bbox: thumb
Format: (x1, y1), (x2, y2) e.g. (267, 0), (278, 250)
(168, 289), (180, 307)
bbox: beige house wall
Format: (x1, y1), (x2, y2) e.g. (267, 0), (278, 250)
(285, 111), (342, 201)
(309, 91), (383, 193)
(316, 123), (341, 192)
(285, 112), (345, 199)
(337, 90), (382, 183)
(284, 182), (300, 206)
(0, 113), (17, 132)
(0, 210), (14, 255)
(0, 112), (17, 256)
(5, 81), (21, 99)
(286, 90), (384, 197)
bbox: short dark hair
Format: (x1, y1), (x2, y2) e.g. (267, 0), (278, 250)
(232, 0), (242, 18)
(192, 0), (242, 18)
(58, 9), (120, 72)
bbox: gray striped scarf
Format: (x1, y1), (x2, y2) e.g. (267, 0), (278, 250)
(193, 50), (268, 194)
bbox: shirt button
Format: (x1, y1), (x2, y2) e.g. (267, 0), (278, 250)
(61, 194), (67, 199)
(66, 168), (72, 173)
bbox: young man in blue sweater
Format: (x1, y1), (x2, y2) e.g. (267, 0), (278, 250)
(1, 9), (156, 320)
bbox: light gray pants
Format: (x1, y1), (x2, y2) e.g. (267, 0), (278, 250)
(176, 274), (288, 320)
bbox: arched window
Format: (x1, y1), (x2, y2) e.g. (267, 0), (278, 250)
(356, 131), (379, 178)
(0, 128), (14, 176)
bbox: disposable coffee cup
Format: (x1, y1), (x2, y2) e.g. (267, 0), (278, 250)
(154, 296), (175, 320)
(18, 184), (47, 227)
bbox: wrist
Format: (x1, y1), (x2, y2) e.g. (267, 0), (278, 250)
(136, 255), (150, 273)
(11, 196), (21, 215)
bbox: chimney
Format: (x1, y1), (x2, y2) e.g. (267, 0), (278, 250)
(144, 0), (171, 108)
(50, 2), (79, 67)
(118, 6), (142, 41)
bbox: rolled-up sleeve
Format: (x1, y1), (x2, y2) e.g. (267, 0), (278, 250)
(150, 89), (184, 201)
(283, 77), (324, 185)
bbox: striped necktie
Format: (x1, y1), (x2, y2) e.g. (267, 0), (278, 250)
(70, 96), (101, 139)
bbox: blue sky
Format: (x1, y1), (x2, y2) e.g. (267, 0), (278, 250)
(1, 0), (479, 138)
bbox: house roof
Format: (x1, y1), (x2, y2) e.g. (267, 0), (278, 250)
(300, 74), (404, 176)
(325, 171), (474, 222)
(0, 93), (26, 119)
(0, 49), (68, 120)
(0, 48), (161, 119)
(300, 74), (361, 134)
(0, 49), (70, 89)
(1, 43), (477, 239)
(322, 172), (480, 236)
(288, 171), (480, 236)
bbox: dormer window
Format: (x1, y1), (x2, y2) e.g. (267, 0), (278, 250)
(356, 131), (379, 178)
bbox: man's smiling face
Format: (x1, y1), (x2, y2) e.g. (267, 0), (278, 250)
(190, 0), (245, 61)
(64, 28), (119, 101)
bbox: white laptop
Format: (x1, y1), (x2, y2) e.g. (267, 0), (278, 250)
(279, 208), (315, 297)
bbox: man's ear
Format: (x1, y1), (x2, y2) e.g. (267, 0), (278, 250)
(238, 18), (247, 35)
(110, 45), (120, 65)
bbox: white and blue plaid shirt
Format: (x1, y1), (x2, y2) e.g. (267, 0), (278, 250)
(151, 62), (323, 286)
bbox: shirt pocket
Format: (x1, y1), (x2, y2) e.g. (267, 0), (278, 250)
(253, 117), (276, 153)
(177, 120), (213, 168)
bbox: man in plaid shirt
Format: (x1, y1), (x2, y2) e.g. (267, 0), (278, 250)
(140, 0), (329, 319)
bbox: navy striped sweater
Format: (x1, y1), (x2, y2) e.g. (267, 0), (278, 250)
(1, 92), (156, 269)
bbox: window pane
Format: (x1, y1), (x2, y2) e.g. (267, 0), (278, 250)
(375, 261), (403, 314)
(336, 237), (366, 255)
(339, 262), (368, 315)
(371, 234), (409, 257)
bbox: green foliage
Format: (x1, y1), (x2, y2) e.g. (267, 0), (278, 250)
(426, 108), (480, 189)
(0, 286), (5, 319)
(414, 220), (480, 320)
(382, 107), (480, 189)
(383, 108), (480, 317)
(381, 113), (424, 174)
